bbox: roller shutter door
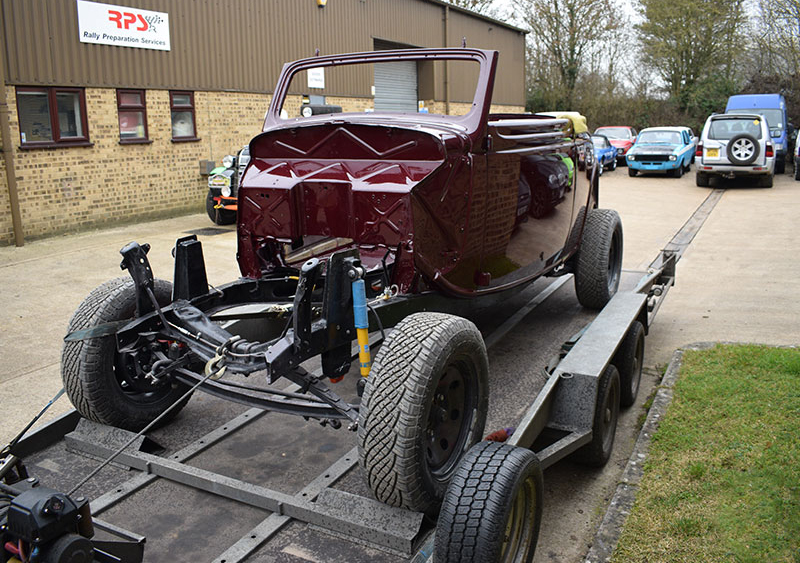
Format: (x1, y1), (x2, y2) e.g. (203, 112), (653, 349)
(374, 60), (418, 112)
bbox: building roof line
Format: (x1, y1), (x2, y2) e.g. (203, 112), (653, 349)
(421, 0), (528, 34)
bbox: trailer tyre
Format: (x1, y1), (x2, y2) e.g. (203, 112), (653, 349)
(614, 321), (645, 408)
(574, 208), (623, 309)
(358, 313), (489, 514)
(572, 364), (620, 467)
(434, 442), (543, 563)
(61, 277), (190, 431)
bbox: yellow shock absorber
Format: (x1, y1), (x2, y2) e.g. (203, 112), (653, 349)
(351, 278), (371, 376)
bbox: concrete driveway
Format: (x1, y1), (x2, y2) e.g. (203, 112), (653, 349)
(1, 168), (799, 561)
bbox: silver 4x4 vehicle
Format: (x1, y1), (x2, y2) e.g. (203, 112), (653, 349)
(696, 113), (775, 187)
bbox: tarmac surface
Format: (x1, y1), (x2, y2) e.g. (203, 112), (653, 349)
(1, 167), (799, 562)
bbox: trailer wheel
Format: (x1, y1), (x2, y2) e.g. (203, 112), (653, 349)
(614, 321), (645, 408)
(574, 208), (623, 309)
(357, 313), (489, 514)
(61, 277), (190, 431)
(434, 442), (543, 563)
(572, 364), (620, 467)
(206, 190), (236, 225)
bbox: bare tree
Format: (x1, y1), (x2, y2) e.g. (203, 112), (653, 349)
(519, 0), (625, 108)
(754, 0), (800, 75)
(637, 0), (748, 107)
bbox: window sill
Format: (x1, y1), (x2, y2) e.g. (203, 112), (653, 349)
(19, 141), (94, 150)
(119, 138), (153, 145)
(171, 137), (201, 143)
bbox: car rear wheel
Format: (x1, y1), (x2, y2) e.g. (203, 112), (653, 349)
(775, 159), (785, 175)
(574, 208), (623, 309)
(358, 312), (489, 515)
(760, 174), (774, 188)
(696, 172), (710, 187)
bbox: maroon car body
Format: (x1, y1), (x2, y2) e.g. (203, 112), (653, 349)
(237, 48), (596, 299)
(594, 125), (637, 162)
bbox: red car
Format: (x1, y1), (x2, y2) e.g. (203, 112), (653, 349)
(594, 126), (638, 164)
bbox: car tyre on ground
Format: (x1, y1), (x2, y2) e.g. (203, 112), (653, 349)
(760, 174), (774, 188)
(696, 172), (710, 187)
(613, 320), (645, 408)
(571, 364), (621, 466)
(435, 442), (544, 563)
(206, 190), (236, 225)
(628, 167), (637, 177)
(357, 312), (489, 514)
(574, 208), (623, 310)
(61, 277), (190, 431)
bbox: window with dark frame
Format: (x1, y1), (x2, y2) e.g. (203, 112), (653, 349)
(117, 89), (149, 143)
(16, 87), (90, 148)
(170, 91), (198, 141)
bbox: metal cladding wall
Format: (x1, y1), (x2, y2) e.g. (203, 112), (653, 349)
(0, 0), (525, 105)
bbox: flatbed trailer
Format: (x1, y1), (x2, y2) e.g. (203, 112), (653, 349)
(2, 190), (724, 563)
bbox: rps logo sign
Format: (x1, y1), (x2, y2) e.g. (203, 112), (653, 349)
(77, 0), (170, 51)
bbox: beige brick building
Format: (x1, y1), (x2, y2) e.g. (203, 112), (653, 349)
(0, 0), (526, 245)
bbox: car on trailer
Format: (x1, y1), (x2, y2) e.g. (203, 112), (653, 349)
(60, 48), (628, 562)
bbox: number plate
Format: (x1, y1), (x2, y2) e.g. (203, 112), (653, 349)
(706, 148), (719, 158)
(209, 174), (231, 188)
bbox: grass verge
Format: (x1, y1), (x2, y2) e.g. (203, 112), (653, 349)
(612, 344), (800, 563)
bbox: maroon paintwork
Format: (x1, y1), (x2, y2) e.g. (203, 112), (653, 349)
(237, 49), (596, 298)
(594, 126), (637, 160)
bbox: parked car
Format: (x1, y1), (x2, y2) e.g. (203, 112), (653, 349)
(591, 134), (618, 174)
(62, 48), (623, 562)
(206, 145), (250, 225)
(594, 126), (637, 164)
(695, 113), (775, 187)
(726, 93), (792, 174)
(626, 127), (695, 177)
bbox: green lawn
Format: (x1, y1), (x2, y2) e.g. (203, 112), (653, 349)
(612, 344), (800, 563)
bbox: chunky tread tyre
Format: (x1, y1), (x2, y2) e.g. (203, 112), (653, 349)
(572, 365), (620, 467)
(574, 208), (623, 310)
(206, 190), (236, 225)
(435, 442), (543, 563)
(696, 172), (710, 187)
(357, 313), (489, 514)
(614, 321), (645, 408)
(61, 277), (189, 431)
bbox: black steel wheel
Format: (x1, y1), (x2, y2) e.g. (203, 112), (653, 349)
(727, 134), (759, 165)
(206, 190), (236, 225)
(696, 172), (710, 187)
(357, 313), (489, 514)
(435, 442), (543, 563)
(613, 321), (645, 407)
(574, 208), (623, 310)
(572, 364), (621, 467)
(61, 277), (190, 431)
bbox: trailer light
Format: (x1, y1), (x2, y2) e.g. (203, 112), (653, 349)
(221, 185), (232, 197)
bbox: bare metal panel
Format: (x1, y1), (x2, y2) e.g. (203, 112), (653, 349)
(1, 0), (524, 105)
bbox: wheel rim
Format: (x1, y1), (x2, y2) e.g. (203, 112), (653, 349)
(601, 374), (620, 453)
(499, 476), (537, 562)
(426, 360), (478, 481)
(606, 227), (622, 294)
(113, 346), (174, 405)
(630, 335), (644, 399)
(732, 139), (754, 161)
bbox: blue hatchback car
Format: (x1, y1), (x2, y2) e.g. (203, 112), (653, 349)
(626, 127), (695, 177)
(591, 134), (618, 175)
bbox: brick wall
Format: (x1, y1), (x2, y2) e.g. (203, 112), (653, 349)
(0, 88), (525, 245)
(0, 87), (272, 244)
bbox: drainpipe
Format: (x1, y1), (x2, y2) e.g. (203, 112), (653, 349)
(444, 5), (450, 115)
(0, 41), (23, 246)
